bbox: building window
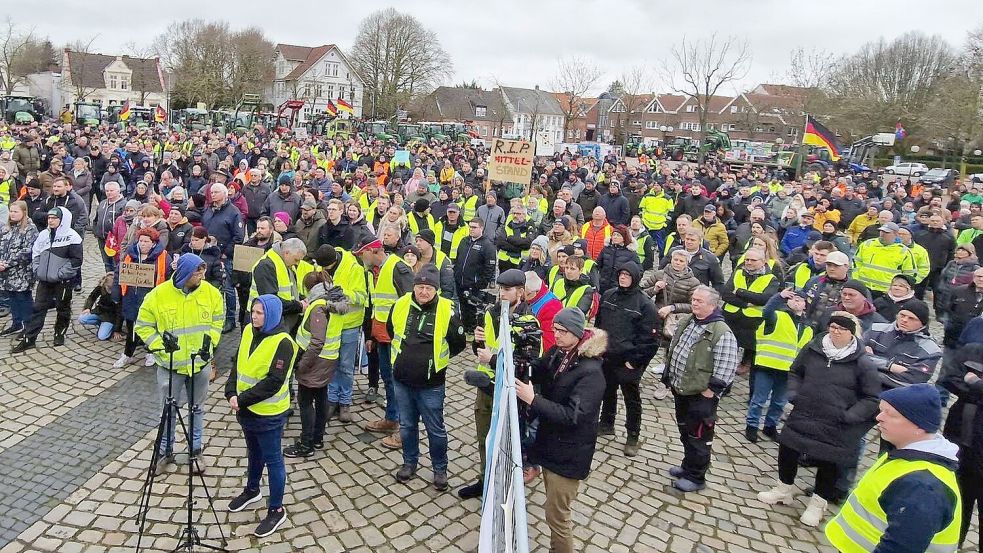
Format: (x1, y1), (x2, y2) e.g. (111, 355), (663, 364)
(610, 120), (616, 128)
(475, 106), (486, 118)
(730, 105), (738, 114)
(109, 74), (118, 89)
(121, 78), (128, 90)
(632, 120), (642, 127)
(326, 84), (334, 98)
(686, 105), (696, 113)
(645, 121), (657, 129)
(787, 127), (798, 137)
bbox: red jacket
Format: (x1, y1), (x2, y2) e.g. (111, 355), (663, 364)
(528, 282), (563, 351)
(580, 220), (611, 260)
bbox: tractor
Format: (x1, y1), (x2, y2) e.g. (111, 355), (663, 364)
(396, 123), (425, 145)
(2, 96), (42, 124)
(420, 122), (449, 142)
(359, 120), (396, 142)
(625, 135), (644, 157)
(74, 102), (102, 127)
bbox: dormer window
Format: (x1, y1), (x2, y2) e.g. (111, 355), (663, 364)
(475, 106), (486, 118)
(109, 74), (118, 89)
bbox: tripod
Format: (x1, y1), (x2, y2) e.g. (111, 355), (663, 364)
(135, 334), (228, 552)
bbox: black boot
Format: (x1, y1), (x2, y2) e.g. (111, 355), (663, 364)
(598, 421), (615, 436)
(53, 328), (67, 346)
(457, 480), (483, 500)
(0, 323), (24, 337)
(762, 426), (778, 440)
(11, 336), (36, 354)
(745, 426), (759, 443)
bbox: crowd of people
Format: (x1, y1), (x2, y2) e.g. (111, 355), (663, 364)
(0, 118), (980, 551)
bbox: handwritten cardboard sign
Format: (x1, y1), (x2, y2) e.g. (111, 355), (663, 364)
(233, 245), (266, 272)
(487, 138), (534, 186)
(118, 261), (157, 287)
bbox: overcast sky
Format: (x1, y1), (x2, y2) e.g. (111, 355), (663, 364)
(19, 0), (982, 95)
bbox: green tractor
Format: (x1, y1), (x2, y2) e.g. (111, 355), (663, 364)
(2, 96), (42, 124)
(171, 108), (210, 131)
(396, 123), (425, 146)
(441, 122), (471, 143)
(74, 102), (102, 127)
(625, 135), (644, 157)
(306, 116), (353, 140)
(420, 122), (449, 142)
(360, 120), (396, 142)
(699, 129), (731, 160)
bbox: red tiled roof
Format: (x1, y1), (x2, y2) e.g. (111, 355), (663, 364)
(277, 44), (313, 62)
(281, 44), (337, 81)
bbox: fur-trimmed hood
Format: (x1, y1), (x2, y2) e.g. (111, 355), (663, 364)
(307, 283), (353, 315)
(577, 328), (608, 358)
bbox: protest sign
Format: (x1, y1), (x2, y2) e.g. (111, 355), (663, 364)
(118, 262), (157, 287)
(487, 139), (534, 186)
(233, 245), (266, 272)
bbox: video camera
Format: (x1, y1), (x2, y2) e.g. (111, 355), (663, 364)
(509, 314), (542, 383)
(461, 288), (494, 333)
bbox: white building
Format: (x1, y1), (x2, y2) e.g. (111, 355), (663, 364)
(269, 44), (364, 123)
(498, 86), (565, 144)
(59, 50), (167, 109)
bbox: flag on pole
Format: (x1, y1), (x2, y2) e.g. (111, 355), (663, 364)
(119, 100), (131, 121)
(325, 100), (338, 117)
(803, 115), (841, 161)
(335, 98), (354, 114)
(895, 120), (907, 140)
(154, 105), (167, 123)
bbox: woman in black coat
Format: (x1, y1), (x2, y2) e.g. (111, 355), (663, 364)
(596, 224), (639, 293)
(757, 312), (880, 527)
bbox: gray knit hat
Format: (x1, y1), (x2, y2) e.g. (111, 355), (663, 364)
(554, 308), (586, 339)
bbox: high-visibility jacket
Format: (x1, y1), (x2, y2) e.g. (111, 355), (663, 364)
(295, 259), (316, 297)
(294, 298), (343, 360)
(639, 191), (673, 231)
(368, 254), (402, 323)
(753, 311), (813, 371)
(434, 220), (469, 260)
(790, 261), (823, 290)
(407, 212), (435, 236)
(905, 241), (931, 284)
(853, 239), (917, 293)
(551, 278), (593, 312)
(723, 272), (777, 317)
(581, 221), (612, 260)
(636, 233), (651, 269)
(248, 249), (298, 305)
(825, 454), (962, 553)
(497, 222), (534, 265)
(331, 248), (368, 330)
(548, 259), (596, 287)
(0, 135), (16, 151)
(460, 195), (479, 222)
(135, 280), (225, 376)
(476, 306), (540, 379)
(0, 178), (15, 204)
(389, 293), (454, 373)
(236, 325), (298, 416)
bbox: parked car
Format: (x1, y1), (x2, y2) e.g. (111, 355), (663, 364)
(970, 173), (983, 184)
(918, 168), (959, 187)
(884, 162), (929, 176)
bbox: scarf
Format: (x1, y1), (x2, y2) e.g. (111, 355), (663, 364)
(822, 334), (858, 361)
(887, 290), (915, 303)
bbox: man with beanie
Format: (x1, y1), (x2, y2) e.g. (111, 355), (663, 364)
(860, 298), (942, 393)
(834, 278), (888, 332)
(477, 190), (506, 238)
(433, 202), (468, 261)
(407, 198), (434, 238)
(514, 307), (606, 553)
(135, 253), (225, 475)
(414, 229), (456, 300)
(663, 285), (740, 492)
(387, 265), (466, 490)
(495, 204), (535, 272)
(826, 384), (962, 553)
(454, 218), (497, 332)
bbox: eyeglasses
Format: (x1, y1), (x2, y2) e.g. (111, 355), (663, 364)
(828, 324), (848, 333)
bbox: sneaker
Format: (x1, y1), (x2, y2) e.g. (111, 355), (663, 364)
(762, 426), (778, 440)
(113, 354), (135, 369)
(228, 489), (262, 513)
(254, 507), (287, 537)
(395, 464), (416, 483)
(800, 495), (828, 527)
(624, 436), (642, 457)
(381, 432), (402, 450)
(283, 443), (315, 458)
(144, 353), (156, 367)
(672, 477), (706, 493)
(745, 426), (759, 443)
(312, 441), (324, 450)
(433, 471), (448, 491)
(11, 337), (36, 354)
(364, 387), (379, 404)
(597, 422), (615, 437)
(457, 480), (483, 500)
(154, 453), (175, 477)
(757, 481), (796, 505)
(668, 466), (685, 478)
(337, 404), (352, 423)
(363, 419), (399, 433)
(0, 323), (24, 337)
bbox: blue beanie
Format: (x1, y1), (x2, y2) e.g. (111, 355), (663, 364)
(880, 383), (942, 433)
(173, 253), (205, 288)
(254, 294), (283, 334)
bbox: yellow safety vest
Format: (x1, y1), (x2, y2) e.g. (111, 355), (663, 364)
(134, 280), (225, 376)
(753, 311), (813, 371)
(295, 259), (316, 297)
(792, 262), (822, 290)
(825, 454), (962, 553)
(368, 254), (402, 323)
(389, 293), (454, 373)
(551, 278), (591, 312)
(853, 239), (917, 293)
(723, 271), (775, 318)
(407, 212), (434, 235)
(461, 195), (479, 222)
(639, 191), (673, 231)
(236, 325), (298, 416)
(332, 248), (368, 330)
(294, 298), (343, 360)
(248, 249), (298, 305)
(476, 307), (540, 379)
(636, 234), (650, 268)
(434, 220), (469, 260)
(497, 223), (532, 264)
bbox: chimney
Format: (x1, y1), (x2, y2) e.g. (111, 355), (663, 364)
(534, 85), (539, 91)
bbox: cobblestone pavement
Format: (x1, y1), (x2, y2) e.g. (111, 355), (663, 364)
(0, 238), (979, 552)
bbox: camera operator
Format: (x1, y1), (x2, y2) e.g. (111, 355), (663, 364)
(457, 269), (539, 500)
(454, 217), (496, 332)
(514, 307), (606, 553)
(135, 253), (224, 476)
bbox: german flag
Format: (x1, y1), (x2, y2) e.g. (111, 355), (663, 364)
(154, 105), (167, 123)
(803, 115), (841, 161)
(335, 98), (354, 114)
(119, 100), (131, 121)
(324, 100), (338, 117)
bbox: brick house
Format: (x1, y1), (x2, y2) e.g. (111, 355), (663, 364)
(412, 86), (513, 141)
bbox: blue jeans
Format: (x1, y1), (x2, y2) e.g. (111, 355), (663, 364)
(393, 381), (448, 472)
(746, 369), (788, 429)
(240, 413), (288, 509)
(328, 328), (361, 405)
(377, 342), (398, 422)
(221, 258), (236, 326)
(5, 290), (33, 327)
(156, 365), (211, 455)
(78, 313), (114, 340)
(648, 228), (667, 255)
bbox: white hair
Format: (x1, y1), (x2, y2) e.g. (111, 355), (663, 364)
(524, 271), (542, 294)
(692, 285), (721, 307)
(279, 237), (307, 256)
(211, 183), (229, 197)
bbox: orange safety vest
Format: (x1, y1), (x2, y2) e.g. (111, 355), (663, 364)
(580, 221), (612, 260)
(120, 253), (168, 295)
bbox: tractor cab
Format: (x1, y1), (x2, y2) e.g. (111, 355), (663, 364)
(396, 123), (423, 145)
(174, 108), (209, 131)
(2, 96), (41, 124)
(74, 102), (102, 127)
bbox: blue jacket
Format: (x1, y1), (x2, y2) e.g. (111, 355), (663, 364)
(202, 200), (245, 258)
(780, 224), (813, 256)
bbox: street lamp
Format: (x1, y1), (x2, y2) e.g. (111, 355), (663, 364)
(910, 145), (920, 154)
(975, 149), (982, 156)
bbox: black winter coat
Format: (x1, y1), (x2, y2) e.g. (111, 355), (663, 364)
(944, 284), (983, 346)
(529, 329), (607, 480)
(778, 336), (881, 463)
(317, 219), (355, 251)
(940, 343), (983, 473)
(914, 228), (955, 271)
(594, 263), (659, 380)
(596, 244), (640, 293)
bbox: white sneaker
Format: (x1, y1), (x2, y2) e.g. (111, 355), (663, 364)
(113, 354), (134, 369)
(800, 494), (828, 527)
(757, 481), (796, 505)
(144, 353), (156, 367)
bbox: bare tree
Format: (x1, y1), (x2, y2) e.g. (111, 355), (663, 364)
(550, 56), (602, 138)
(0, 18), (37, 96)
(662, 34), (751, 158)
(123, 41), (160, 105)
(782, 47), (835, 116)
(226, 27), (274, 104)
(611, 64), (655, 144)
(350, 8), (452, 119)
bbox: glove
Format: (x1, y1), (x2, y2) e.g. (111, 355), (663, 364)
(325, 285), (347, 304)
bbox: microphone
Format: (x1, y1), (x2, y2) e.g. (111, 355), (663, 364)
(197, 334), (212, 363)
(464, 370), (491, 388)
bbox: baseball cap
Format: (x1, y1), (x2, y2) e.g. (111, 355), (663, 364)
(825, 251), (850, 266)
(878, 222), (900, 233)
